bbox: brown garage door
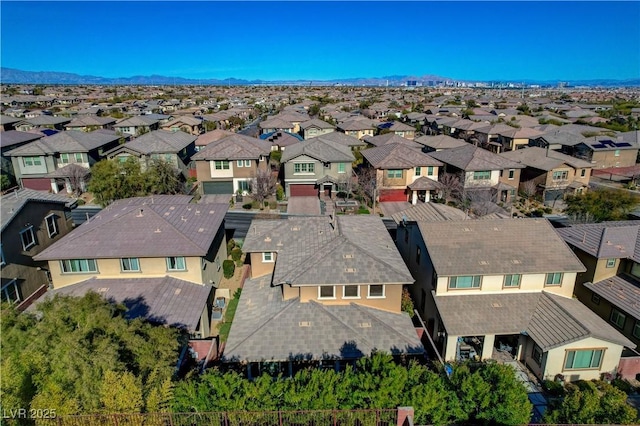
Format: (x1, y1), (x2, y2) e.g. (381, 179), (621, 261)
(22, 178), (52, 191)
(289, 184), (317, 197)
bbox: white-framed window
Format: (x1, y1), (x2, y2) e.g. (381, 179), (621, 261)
(1, 279), (20, 304)
(415, 167), (422, 177)
(74, 153), (84, 163)
(45, 214), (58, 238)
(166, 256), (186, 271)
(633, 321), (640, 339)
(214, 161), (230, 170)
(610, 308), (626, 329)
(606, 258), (616, 268)
(294, 163), (315, 173)
(503, 274), (521, 288)
(60, 153), (70, 164)
(262, 252), (274, 263)
(236, 160), (244, 167)
(20, 226), (36, 250)
(614, 150), (620, 157)
(387, 169), (402, 179)
(545, 272), (563, 286)
(244, 159), (251, 167)
(473, 171), (491, 180)
(215, 257), (221, 272)
(0, 244), (5, 267)
(564, 349), (604, 370)
(318, 285), (335, 299)
(427, 166), (434, 176)
(120, 257), (140, 272)
(508, 169), (515, 180)
(449, 275), (481, 289)
(532, 344), (543, 366)
(338, 163), (346, 173)
(23, 156), (42, 167)
(60, 259), (97, 273)
(552, 170), (568, 181)
(238, 180), (250, 192)
(343, 285), (360, 299)
(581, 169), (587, 177)
(367, 284), (385, 298)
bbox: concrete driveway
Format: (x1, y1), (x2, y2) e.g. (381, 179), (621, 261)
(287, 196), (321, 215)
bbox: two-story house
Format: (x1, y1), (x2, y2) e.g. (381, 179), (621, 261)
(6, 129), (120, 192)
(32, 196), (229, 338)
(160, 115), (204, 136)
(281, 137), (355, 198)
(259, 117), (295, 135)
(1, 189), (76, 308)
(557, 221), (640, 352)
(429, 144), (524, 204)
(376, 121), (416, 140)
(192, 133), (272, 195)
(223, 215), (424, 377)
(113, 115), (160, 137)
(569, 136), (638, 169)
(500, 146), (593, 205)
(0, 130), (43, 187)
(336, 118), (377, 140)
(361, 143), (443, 204)
(414, 134), (468, 153)
(396, 217), (633, 382)
(105, 130), (197, 178)
(299, 119), (335, 139)
(64, 116), (116, 132)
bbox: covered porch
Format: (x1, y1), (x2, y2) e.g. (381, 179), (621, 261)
(46, 163), (90, 195)
(408, 177), (443, 205)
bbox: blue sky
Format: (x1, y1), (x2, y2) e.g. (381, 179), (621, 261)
(1, 1), (639, 81)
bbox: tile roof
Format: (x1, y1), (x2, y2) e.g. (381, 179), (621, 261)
(585, 274), (640, 321)
(414, 135), (467, 150)
(337, 118), (377, 131)
(390, 202), (468, 224)
(243, 216), (413, 286)
(114, 115), (159, 127)
(5, 130), (120, 156)
(192, 133), (271, 160)
(280, 137), (354, 163)
(1, 188), (76, 232)
(300, 118), (335, 130)
(407, 177), (444, 191)
(222, 275), (424, 362)
(195, 129), (237, 147)
(428, 144), (524, 172)
(417, 218), (586, 276)
(556, 221), (640, 261)
(34, 196), (226, 260)
(259, 117), (295, 129)
(500, 146), (593, 171)
(363, 133), (423, 149)
(0, 130), (42, 149)
(308, 131), (366, 148)
(66, 116), (116, 128)
(361, 143), (442, 169)
(108, 130), (196, 155)
(435, 291), (634, 350)
(39, 276), (211, 332)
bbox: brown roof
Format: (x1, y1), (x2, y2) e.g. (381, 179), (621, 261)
(192, 133), (271, 160)
(429, 144), (524, 172)
(361, 143), (442, 169)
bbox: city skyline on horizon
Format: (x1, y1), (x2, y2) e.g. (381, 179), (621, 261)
(1, 1), (639, 82)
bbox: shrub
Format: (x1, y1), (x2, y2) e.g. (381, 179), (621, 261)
(276, 184), (285, 201)
(357, 206), (370, 214)
(242, 203), (253, 210)
(543, 380), (566, 397)
(263, 201), (269, 207)
(401, 288), (414, 317)
(269, 201), (277, 209)
(612, 378), (634, 394)
(230, 247), (242, 262)
(223, 260), (235, 278)
(227, 239), (236, 253)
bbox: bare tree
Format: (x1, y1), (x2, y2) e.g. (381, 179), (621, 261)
(65, 164), (90, 197)
(336, 169), (357, 199)
(462, 188), (505, 217)
(355, 167), (382, 207)
(520, 180), (538, 209)
(439, 172), (463, 204)
(251, 168), (278, 207)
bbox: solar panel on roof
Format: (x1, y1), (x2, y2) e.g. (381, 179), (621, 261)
(591, 144), (606, 149)
(615, 142), (632, 147)
(378, 122), (394, 129)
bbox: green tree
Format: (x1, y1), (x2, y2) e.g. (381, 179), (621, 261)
(88, 158), (123, 206)
(147, 159), (183, 195)
(1, 173), (12, 190)
(564, 188), (640, 222)
(100, 371), (144, 413)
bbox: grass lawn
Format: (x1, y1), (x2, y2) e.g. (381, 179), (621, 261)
(217, 288), (241, 342)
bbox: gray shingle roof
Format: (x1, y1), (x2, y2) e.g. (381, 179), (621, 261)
(418, 218), (586, 276)
(363, 133), (423, 149)
(300, 118), (335, 130)
(34, 196), (226, 260)
(222, 275), (423, 362)
(0, 130), (42, 149)
(429, 144), (523, 172)
(361, 143), (442, 169)
(192, 133), (271, 160)
(308, 131), (366, 148)
(107, 130), (196, 155)
(414, 135), (467, 150)
(281, 137), (354, 163)
(114, 115), (159, 127)
(40, 276), (211, 332)
(556, 221), (640, 262)
(435, 291), (634, 351)
(390, 203), (468, 224)
(500, 146), (593, 171)
(5, 130), (120, 156)
(585, 274), (640, 321)
(1, 188), (76, 232)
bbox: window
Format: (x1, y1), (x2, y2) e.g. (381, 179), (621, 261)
(45, 214), (58, 238)
(20, 226), (36, 250)
(294, 163), (314, 173)
(606, 258), (616, 268)
(120, 257), (140, 272)
(319, 285), (335, 299)
(503, 274), (521, 288)
(215, 257), (221, 272)
(416, 246), (421, 265)
(614, 150), (620, 157)
(610, 308), (626, 329)
(633, 321), (640, 339)
(343, 285), (360, 298)
(427, 166), (434, 176)
(238, 180), (250, 192)
(262, 252), (274, 262)
(545, 272), (563, 286)
(237, 160), (244, 167)
(244, 159), (251, 167)
(60, 153), (70, 164)
(338, 163), (346, 173)
(1, 280), (20, 304)
(415, 167), (422, 176)
(164, 154), (172, 162)
(60, 259), (97, 273)
(564, 349), (604, 370)
(166, 256), (186, 271)
(387, 169), (402, 179)
(448, 275), (481, 289)
(532, 344), (543, 366)
(473, 171), (491, 180)
(591, 292), (601, 305)
(581, 169), (586, 177)
(368, 285), (385, 298)
(23, 156), (42, 167)
(508, 169), (515, 179)
(214, 160), (230, 170)
(74, 153), (84, 163)
(552, 170), (569, 181)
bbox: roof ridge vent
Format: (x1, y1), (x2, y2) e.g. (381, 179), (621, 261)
(181, 215), (187, 222)
(136, 208), (144, 217)
(264, 236), (272, 242)
(195, 209), (201, 215)
(277, 241), (284, 247)
(154, 228), (161, 233)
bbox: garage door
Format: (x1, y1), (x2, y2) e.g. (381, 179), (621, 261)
(290, 184), (317, 197)
(22, 178), (52, 191)
(379, 189), (407, 202)
(202, 181), (233, 194)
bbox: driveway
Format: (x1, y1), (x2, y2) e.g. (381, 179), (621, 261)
(287, 196), (321, 215)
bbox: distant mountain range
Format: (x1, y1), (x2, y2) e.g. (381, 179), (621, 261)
(1, 67), (638, 87)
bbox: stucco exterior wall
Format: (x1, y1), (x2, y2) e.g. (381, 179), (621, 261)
(435, 272), (576, 298)
(298, 284), (402, 313)
(544, 337), (624, 382)
(249, 252), (276, 278)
